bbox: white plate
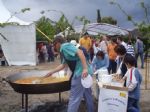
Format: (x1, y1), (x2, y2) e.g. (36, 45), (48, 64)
(81, 75), (93, 88)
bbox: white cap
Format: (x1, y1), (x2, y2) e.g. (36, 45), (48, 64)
(70, 40), (80, 48)
(70, 40), (77, 46)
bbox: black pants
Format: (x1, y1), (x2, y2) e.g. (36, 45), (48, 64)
(108, 59), (117, 74)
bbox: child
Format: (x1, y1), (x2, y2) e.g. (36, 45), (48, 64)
(91, 50), (109, 99)
(121, 54), (142, 112)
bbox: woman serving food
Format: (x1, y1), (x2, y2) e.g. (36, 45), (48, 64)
(44, 36), (94, 112)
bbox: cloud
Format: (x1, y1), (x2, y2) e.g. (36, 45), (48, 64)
(1, 0), (150, 28)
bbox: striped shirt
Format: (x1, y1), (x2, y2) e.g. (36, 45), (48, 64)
(127, 44), (135, 57)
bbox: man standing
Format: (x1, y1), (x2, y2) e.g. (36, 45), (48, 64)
(117, 36), (127, 50)
(99, 35), (108, 54)
(107, 38), (117, 74)
(47, 42), (55, 62)
(115, 45), (128, 77)
(79, 32), (92, 61)
(135, 37), (144, 68)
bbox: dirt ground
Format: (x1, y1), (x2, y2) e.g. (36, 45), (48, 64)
(0, 59), (150, 112)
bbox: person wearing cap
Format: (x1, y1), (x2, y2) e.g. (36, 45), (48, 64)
(45, 36), (94, 112)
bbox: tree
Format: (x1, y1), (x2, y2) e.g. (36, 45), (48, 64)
(36, 16), (56, 41)
(97, 9), (101, 23)
(54, 14), (72, 34)
(75, 16), (90, 33)
(110, 0), (150, 53)
(40, 9), (73, 36)
(101, 16), (117, 25)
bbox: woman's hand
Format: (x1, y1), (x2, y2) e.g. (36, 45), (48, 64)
(119, 79), (125, 83)
(44, 71), (53, 78)
(82, 68), (88, 78)
(44, 64), (66, 78)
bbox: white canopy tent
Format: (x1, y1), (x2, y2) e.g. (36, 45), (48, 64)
(73, 23), (129, 36)
(0, 24), (36, 66)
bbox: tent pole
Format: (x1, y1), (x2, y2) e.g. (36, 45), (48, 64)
(36, 27), (51, 42)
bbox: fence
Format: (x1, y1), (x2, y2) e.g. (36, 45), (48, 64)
(144, 57), (150, 90)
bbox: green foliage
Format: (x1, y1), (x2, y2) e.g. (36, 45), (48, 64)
(36, 16), (56, 41)
(55, 14), (71, 34)
(137, 23), (150, 51)
(110, 0), (150, 52)
(21, 8), (30, 13)
(101, 16), (117, 25)
(140, 1), (149, 23)
(127, 15), (132, 21)
(109, 1), (136, 25)
(138, 24), (150, 37)
(75, 16), (90, 25)
(0, 22), (20, 27)
(36, 15), (72, 41)
(140, 2), (145, 8)
(66, 34), (80, 42)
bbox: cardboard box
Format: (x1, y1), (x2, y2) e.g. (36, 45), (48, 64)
(98, 84), (128, 112)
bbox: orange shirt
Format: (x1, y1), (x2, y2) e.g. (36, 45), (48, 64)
(107, 43), (117, 60)
(79, 37), (92, 52)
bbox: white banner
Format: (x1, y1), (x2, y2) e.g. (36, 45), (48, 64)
(98, 88), (128, 112)
(0, 24), (36, 66)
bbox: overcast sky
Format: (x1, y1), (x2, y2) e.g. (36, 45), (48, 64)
(0, 0), (150, 29)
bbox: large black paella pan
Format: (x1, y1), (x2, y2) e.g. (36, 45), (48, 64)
(3, 70), (70, 94)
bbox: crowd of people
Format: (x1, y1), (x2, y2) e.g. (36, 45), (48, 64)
(36, 41), (57, 64)
(73, 32), (145, 72)
(36, 33), (145, 70)
(43, 32), (144, 112)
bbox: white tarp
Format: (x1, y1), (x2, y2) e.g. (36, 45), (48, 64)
(74, 23), (129, 36)
(0, 24), (36, 66)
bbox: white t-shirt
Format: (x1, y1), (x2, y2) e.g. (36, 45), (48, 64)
(121, 41), (127, 50)
(124, 67), (137, 91)
(100, 40), (108, 53)
(93, 43), (101, 54)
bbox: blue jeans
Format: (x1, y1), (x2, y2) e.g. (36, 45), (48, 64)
(136, 52), (144, 68)
(67, 76), (94, 112)
(127, 97), (140, 112)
